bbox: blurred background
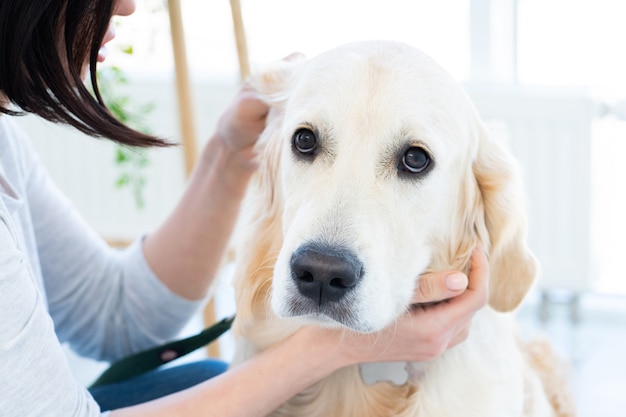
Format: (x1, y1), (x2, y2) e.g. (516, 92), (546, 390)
(13, 1), (626, 415)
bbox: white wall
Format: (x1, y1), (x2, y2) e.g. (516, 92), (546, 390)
(16, 78), (240, 242)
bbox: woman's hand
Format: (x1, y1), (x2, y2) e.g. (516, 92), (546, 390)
(144, 85), (268, 300)
(330, 245), (489, 365)
(114, 246), (489, 417)
(212, 83), (268, 155)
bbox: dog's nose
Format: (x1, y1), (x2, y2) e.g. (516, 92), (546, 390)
(290, 244), (363, 305)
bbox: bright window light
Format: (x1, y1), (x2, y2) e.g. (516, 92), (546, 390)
(106, 1), (471, 81)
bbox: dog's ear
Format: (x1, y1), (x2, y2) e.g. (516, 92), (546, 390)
(232, 56), (307, 327)
(473, 123), (538, 312)
(247, 53), (307, 103)
(245, 53), (307, 197)
(244, 53), (307, 219)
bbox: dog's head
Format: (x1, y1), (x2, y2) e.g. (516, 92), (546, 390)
(236, 41), (537, 335)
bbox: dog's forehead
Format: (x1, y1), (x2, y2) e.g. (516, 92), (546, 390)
(283, 41), (476, 158)
(294, 42), (459, 106)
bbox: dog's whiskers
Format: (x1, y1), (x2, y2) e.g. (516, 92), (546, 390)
(250, 251), (280, 275)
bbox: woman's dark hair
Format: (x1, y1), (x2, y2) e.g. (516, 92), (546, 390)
(0, 0), (170, 147)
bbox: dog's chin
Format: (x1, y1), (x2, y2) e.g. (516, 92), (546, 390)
(272, 295), (383, 333)
(280, 312), (356, 330)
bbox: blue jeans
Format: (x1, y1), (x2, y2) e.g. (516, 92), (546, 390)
(89, 359), (228, 411)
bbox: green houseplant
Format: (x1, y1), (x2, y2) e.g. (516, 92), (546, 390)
(96, 60), (154, 209)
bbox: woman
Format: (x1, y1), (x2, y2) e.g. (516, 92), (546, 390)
(0, 0), (489, 416)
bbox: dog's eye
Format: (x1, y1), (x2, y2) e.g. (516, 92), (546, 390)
(293, 128), (318, 154)
(400, 147), (431, 174)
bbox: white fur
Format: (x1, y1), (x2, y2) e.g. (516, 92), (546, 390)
(268, 42), (473, 333)
(230, 41), (571, 417)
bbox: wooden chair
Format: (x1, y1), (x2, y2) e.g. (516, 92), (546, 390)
(167, 0), (250, 358)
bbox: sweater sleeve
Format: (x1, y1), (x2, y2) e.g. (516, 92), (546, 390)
(0, 116), (202, 363)
(22, 139), (203, 362)
(0, 211), (104, 417)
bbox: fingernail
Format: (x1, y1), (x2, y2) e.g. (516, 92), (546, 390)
(282, 52), (305, 61)
(446, 273), (468, 291)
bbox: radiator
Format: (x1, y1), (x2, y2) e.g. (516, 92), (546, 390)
(466, 84), (597, 293)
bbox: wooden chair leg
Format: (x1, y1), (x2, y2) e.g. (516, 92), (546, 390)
(230, 0), (251, 80)
(203, 299), (221, 357)
(166, 0), (252, 359)
(167, 0), (198, 178)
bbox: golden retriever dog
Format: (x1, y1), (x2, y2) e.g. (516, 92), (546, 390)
(229, 40), (575, 417)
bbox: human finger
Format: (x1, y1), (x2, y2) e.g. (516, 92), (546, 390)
(282, 52), (306, 62)
(411, 271), (468, 304)
(215, 85), (269, 151)
(437, 244), (490, 320)
(446, 319), (472, 349)
(236, 87), (269, 127)
(235, 83), (269, 117)
(461, 244), (489, 303)
(469, 244), (489, 295)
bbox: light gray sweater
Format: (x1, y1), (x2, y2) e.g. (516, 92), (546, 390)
(0, 116), (202, 416)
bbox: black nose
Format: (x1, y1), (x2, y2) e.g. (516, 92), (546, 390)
(290, 244), (363, 305)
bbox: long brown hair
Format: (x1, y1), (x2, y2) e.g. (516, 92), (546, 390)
(0, 0), (170, 147)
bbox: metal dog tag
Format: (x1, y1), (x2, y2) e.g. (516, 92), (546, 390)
(359, 361), (410, 386)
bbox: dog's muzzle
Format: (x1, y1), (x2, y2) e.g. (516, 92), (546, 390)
(290, 243), (363, 306)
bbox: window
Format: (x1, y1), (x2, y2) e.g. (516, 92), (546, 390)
(518, 0), (626, 294)
(518, 0), (626, 98)
(107, 1), (471, 81)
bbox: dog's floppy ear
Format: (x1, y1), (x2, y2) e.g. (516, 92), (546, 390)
(247, 52), (306, 103)
(243, 53), (307, 230)
(245, 53), (307, 200)
(232, 55), (307, 326)
(473, 123), (538, 312)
